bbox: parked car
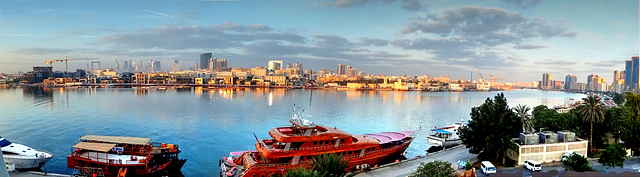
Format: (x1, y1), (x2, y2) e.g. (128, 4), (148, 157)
(562, 152), (584, 161)
(524, 160), (541, 171)
(481, 161), (497, 175)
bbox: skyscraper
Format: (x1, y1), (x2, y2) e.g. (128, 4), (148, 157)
(613, 70), (624, 85)
(200, 53), (212, 70)
(542, 73), (552, 89)
(268, 60), (283, 72)
(625, 59), (633, 90)
(564, 74), (577, 90)
(632, 56), (640, 91)
(173, 60), (180, 72)
(215, 59), (228, 71)
(337, 64), (345, 75)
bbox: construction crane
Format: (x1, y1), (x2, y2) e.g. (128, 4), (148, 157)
(44, 56), (99, 72)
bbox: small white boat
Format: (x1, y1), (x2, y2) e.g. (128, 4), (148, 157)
(1, 136), (53, 169)
(427, 121), (466, 148)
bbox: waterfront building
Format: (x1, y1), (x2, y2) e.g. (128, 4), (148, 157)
(215, 59), (228, 71)
(268, 60), (283, 73)
(250, 67), (267, 77)
(569, 82), (586, 91)
(564, 74), (577, 90)
(173, 60), (180, 72)
(507, 131), (588, 165)
(541, 73), (552, 90)
(200, 53), (212, 70)
(337, 64), (345, 75)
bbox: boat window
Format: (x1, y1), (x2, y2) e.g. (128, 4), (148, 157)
(313, 141), (317, 146)
(372, 147), (375, 151)
(331, 140), (336, 144)
(325, 140), (329, 145)
(0, 139), (10, 147)
(348, 151), (352, 155)
(1, 151), (18, 155)
(319, 141), (323, 145)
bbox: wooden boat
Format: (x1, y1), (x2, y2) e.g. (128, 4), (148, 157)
(220, 108), (415, 177)
(67, 135), (186, 177)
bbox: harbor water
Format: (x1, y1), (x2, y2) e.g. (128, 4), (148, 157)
(0, 87), (586, 176)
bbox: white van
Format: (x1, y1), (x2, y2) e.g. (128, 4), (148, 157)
(524, 160), (541, 171)
(481, 161), (497, 175)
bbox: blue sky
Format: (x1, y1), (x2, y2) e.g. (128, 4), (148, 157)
(0, 0), (638, 83)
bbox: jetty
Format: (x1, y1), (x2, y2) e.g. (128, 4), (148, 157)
(354, 145), (476, 177)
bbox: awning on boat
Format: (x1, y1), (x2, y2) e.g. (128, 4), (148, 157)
(434, 130), (453, 134)
(80, 135), (151, 145)
(365, 131), (415, 144)
(73, 142), (116, 152)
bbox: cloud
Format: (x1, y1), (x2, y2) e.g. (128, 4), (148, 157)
(534, 59), (576, 65)
(359, 38), (389, 46)
(514, 43), (547, 49)
(141, 9), (206, 25)
(11, 48), (73, 55)
(99, 23), (305, 50)
(502, 0), (543, 9)
(402, 7), (576, 39)
(585, 60), (620, 67)
(401, 0), (428, 12)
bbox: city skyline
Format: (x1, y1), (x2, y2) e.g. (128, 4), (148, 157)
(0, 0), (638, 82)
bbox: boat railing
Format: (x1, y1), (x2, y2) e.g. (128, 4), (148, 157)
(70, 151), (146, 165)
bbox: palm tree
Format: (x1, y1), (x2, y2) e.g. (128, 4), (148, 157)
(514, 104), (533, 132)
(312, 153), (349, 177)
(577, 95), (605, 152)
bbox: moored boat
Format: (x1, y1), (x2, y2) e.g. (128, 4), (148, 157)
(221, 107), (415, 177)
(427, 121), (466, 148)
(67, 135), (186, 177)
(0, 136), (53, 169)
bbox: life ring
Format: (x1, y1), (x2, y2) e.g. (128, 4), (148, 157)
(139, 149), (144, 154)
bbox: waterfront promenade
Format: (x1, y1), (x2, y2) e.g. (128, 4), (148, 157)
(355, 145), (476, 177)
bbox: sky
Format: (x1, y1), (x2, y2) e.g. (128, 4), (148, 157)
(0, 0), (638, 83)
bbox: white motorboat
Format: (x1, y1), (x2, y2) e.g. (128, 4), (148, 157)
(427, 121), (466, 148)
(0, 136), (53, 169)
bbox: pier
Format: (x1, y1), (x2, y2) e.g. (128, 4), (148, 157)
(354, 145), (476, 177)
(8, 171), (70, 177)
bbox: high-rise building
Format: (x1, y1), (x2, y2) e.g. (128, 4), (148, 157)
(268, 60), (283, 73)
(564, 74), (577, 90)
(625, 59), (633, 90)
(633, 56), (639, 90)
(337, 64), (345, 75)
(215, 59), (228, 71)
(173, 60), (180, 72)
(200, 53), (212, 70)
(613, 70), (624, 85)
(542, 73), (552, 89)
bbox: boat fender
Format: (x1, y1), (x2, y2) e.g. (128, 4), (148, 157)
(226, 167), (236, 176)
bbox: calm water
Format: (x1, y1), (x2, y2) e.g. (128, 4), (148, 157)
(0, 87), (586, 176)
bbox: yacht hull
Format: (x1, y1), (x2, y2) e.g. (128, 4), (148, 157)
(4, 154), (52, 169)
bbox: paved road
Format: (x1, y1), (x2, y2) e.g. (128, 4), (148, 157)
(355, 146), (477, 177)
(476, 157), (640, 177)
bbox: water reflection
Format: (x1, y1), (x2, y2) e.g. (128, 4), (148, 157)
(22, 86), (54, 106)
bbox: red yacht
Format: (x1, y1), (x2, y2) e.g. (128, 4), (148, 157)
(220, 109), (415, 177)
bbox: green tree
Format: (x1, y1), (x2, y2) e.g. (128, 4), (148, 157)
(577, 95), (605, 152)
(272, 167), (323, 177)
(514, 104), (534, 132)
(409, 160), (456, 177)
(625, 92), (640, 117)
(613, 93), (625, 105)
(622, 93), (640, 151)
(598, 143), (627, 168)
(312, 153), (349, 177)
(459, 93), (522, 164)
(563, 152), (593, 172)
